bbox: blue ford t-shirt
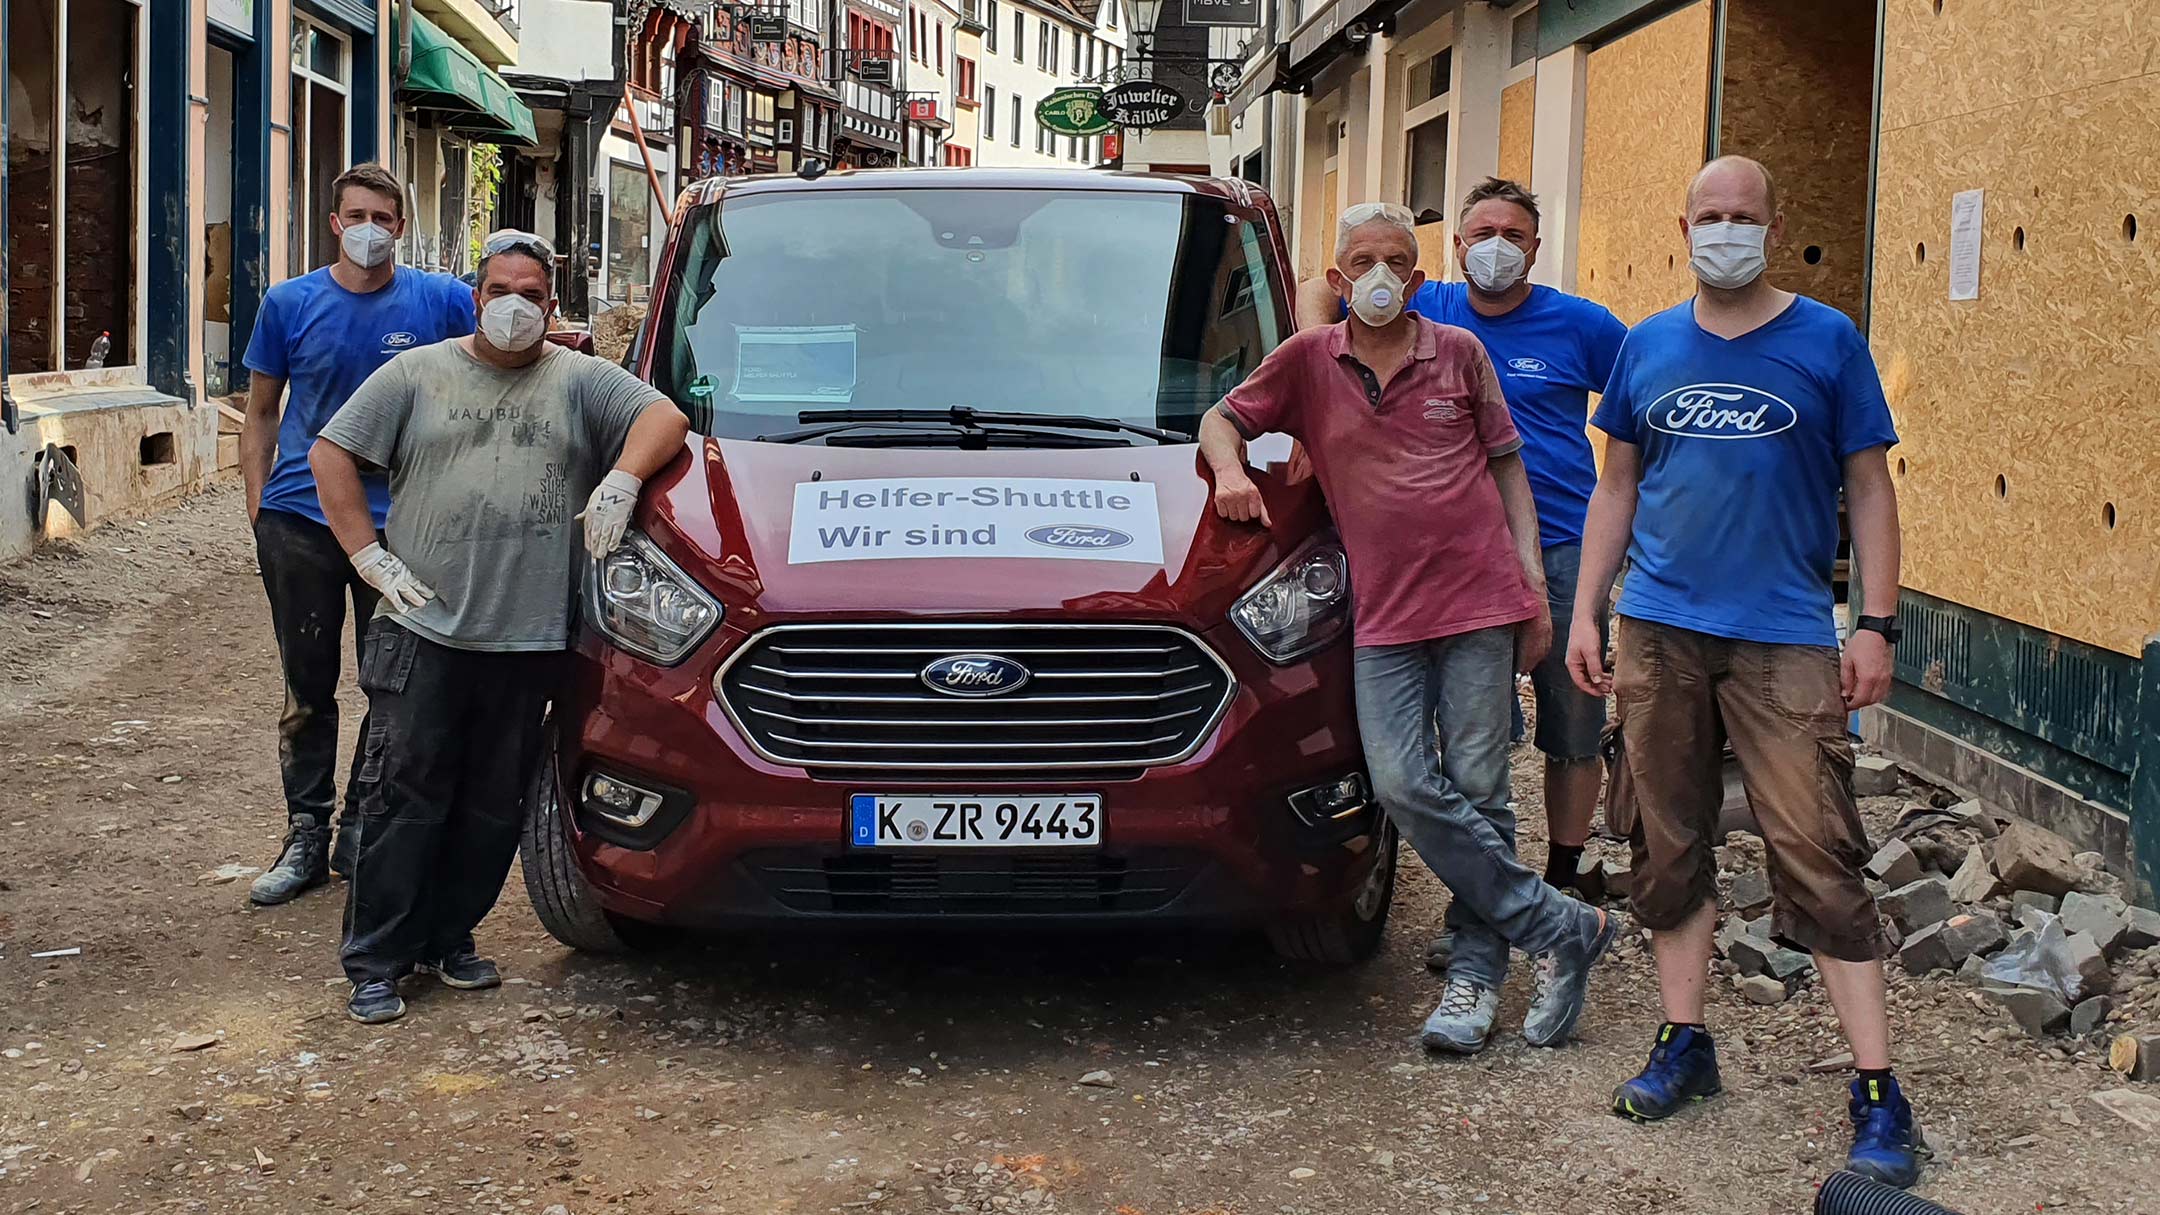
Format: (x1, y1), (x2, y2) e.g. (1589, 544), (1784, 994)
(1590, 295), (1899, 647)
(243, 266), (476, 526)
(1407, 282), (1626, 548)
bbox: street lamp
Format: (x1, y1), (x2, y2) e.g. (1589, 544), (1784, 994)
(1127, 0), (1164, 62)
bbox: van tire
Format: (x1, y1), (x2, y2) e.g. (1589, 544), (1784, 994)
(1266, 821), (1397, 965)
(519, 733), (633, 955)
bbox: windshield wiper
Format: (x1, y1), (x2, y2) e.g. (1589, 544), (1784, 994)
(753, 418), (1131, 448)
(798, 406), (1192, 445)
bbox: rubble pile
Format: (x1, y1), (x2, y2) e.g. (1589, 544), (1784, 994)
(1703, 774), (2160, 1068)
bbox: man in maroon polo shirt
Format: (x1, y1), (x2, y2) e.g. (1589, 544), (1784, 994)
(1198, 203), (1615, 1054)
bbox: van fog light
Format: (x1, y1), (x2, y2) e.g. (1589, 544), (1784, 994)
(583, 772), (665, 828)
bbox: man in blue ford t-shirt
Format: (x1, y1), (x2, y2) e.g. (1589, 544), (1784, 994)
(1567, 155), (1917, 1187)
(1299, 179), (1629, 938)
(239, 162), (475, 906)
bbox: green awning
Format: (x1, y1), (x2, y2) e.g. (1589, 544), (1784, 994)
(396, 11), (538, 148)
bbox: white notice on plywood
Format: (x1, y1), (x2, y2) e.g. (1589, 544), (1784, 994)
(1949, 189), (1984, 301)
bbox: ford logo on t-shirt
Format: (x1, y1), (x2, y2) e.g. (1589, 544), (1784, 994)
(382, 331), (418, 349)
(1025, 524), (1133, 551)
(1507, 357), (1548, 373)
(1647, 383), (1799, 440)
(921, 654), (1032, 697)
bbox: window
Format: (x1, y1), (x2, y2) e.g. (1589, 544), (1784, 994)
(986, 0), (998, 51)
(1085, 37), (1095, 78)
(1038, 21), (1049, 68)
(958, 56), (978, 102)
(289, 16), (352, 280)
(1106, 0), (1118, 27)
(790, 0), (823, 32)
(1239, 148), (1266, 186)
(985, 84), (997, 137)
(1510, 8), (1538, 68)
(5, 0), (144, 371)
(1407, 116), (1449, 220)
(1012, 11), (1023, 58)
(937, 22), (945, 69)
(1035, 117), (1047, 153)
(1011, 94), (1021, 145)
(1049, 26), (1060, 72)
(1408, 47), (1453, 107)
(1070, 28), (1081, 74)
(607, 159), (653, 304)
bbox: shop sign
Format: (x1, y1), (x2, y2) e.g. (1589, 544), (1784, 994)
(750, 14), (788, 42)
(1183, 0), (1261, 27)
(1100, 81), (1184, 130)
(856, 55), (894, 84)
(1034, 88), (1112, 137)
(907, 97), (939, 122)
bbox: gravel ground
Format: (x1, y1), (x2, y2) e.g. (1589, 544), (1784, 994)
(2, 485), (2156, 1215)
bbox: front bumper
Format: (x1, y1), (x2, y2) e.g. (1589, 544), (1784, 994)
(554, 621), (1376, 927)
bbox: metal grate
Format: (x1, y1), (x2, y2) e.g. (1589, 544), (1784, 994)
(1897, 599), (1972, 692)
(744, 849), (1205, 915)
(2014, 635), (2123, 752)
(716, 624), (1236, 774)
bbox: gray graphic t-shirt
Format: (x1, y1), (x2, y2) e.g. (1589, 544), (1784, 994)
(319, 339), (663, 652)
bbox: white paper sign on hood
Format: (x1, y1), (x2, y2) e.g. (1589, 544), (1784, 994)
(787, 477), (1165, 565)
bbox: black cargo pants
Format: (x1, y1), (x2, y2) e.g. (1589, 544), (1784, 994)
(253, 509), (382, 831)
(341, 621), (561, 984)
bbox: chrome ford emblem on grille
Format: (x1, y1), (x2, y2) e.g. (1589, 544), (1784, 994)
(920, 654), (1032, 697)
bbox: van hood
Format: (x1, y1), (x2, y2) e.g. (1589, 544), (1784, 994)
(645, 437), (1322, 631)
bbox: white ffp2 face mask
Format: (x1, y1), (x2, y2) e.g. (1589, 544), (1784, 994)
(1464, 235), (1529, 293)
(480, 295), (549, 353)
(1689, 221), (1770, 289)
(339, 221), (395, 270)
(1347, 263), (1409, 327)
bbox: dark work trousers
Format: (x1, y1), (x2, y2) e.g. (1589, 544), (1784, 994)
(341, 622), (561, 984)
(253, 509), (382, 830)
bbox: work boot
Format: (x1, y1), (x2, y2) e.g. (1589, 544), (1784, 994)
(1845, 1075), (1925, 1188)
(249, 814), (331, 905)
(1420, 977), (1499, 1054)
(1521, 905), (1617, 1047)
(329, 814), (361, 880)
(347, 979), (407, 1024)
(418, 949), (501, 991)
(1611, 1024), (1723, 1121)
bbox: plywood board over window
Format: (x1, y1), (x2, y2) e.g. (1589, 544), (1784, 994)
(1870, 0), (2160, 657)
(1496, 76), (1535, 189)
(1574, 0), (1712, 327)
(1717, 0), (1876, 324)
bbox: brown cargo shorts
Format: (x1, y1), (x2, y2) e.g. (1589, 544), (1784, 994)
(1604, 616), (1889, 962)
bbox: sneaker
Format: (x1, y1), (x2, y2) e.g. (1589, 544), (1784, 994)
(1845, 1075), (1924, 1188)
(1522, 906), (1617, 1047)
(1420, 977), (1499, 1054)
(248, 814), (330, 905)
(419, 950), (501, 991)
(329, 816), (360, 880)
(1423, 928), (1456, 973)
(1611, 1024), (1723, 1121)
(347, 979), (407, 1024)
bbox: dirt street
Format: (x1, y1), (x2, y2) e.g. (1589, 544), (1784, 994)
(2, 486), (2155, 1215)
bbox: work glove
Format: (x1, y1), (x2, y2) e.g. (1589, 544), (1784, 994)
(351, 543), (437, 615)
(579, 469), (642, 557)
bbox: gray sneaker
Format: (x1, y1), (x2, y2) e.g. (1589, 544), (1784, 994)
(249, 814), (331, 905)
(1423, 928), (1456, 973)
(1523, 906), (1618, 1047)
(1421, 977), (1499, 1054)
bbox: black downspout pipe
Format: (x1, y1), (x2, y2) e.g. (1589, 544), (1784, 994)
(2, 0), (17, 435)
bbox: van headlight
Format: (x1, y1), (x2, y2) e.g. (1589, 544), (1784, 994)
(1230, 533), (1351, 663)
(585, 532), (722, 665)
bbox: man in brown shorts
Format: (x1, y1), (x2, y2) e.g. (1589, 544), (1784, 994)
(1566, 156), (1920, 1188)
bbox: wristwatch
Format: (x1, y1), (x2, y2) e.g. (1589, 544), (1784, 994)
(1855, 615), (1903, 645)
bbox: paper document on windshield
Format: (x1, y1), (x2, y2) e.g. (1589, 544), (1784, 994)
(789, 477), (1165, 565)
(733, 325), (858, 403)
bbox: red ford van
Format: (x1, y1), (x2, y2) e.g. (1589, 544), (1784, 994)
(519, 168), (1395, 963)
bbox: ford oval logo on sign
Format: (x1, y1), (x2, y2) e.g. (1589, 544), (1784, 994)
(1646, 382), (1800, 440)
(921, 654), (1032, 697)
(1507, 357), (1548, 373)
(1026, 524), (1134, 551)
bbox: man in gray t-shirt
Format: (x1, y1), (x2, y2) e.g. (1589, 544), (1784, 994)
(309, 230), (689, 1024)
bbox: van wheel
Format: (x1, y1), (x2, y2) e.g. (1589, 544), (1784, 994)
(1266, 820), (1397, 965)
(519, 735), (636, 954)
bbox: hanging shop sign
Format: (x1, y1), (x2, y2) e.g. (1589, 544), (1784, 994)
(1035, 87), (1113, 137)
(1183, 0), (1262, 27)
(749, 13), (788, 41)
(856, 55), (895, 84)
(1100, 81), (1185, 130)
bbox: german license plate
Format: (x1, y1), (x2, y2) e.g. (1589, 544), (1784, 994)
(848, 794), (1102, 848)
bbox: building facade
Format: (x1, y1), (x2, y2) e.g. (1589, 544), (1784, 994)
(975, 0), (1125, 168)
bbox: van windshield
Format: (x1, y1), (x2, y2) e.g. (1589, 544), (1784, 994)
(649, 187), (1285, 444)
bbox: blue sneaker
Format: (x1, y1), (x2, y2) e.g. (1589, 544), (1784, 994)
(1611, 1024), (1723, 1121)
(1846, 1075), (1924, 1189)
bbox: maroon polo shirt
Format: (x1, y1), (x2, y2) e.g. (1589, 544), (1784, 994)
(1220, 317), (1540, 648)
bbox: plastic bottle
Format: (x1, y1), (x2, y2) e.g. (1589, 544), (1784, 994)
(84, 331), (111, 369)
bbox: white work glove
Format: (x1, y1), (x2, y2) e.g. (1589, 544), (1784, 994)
(351, 542), (437, 615)
(579, 469), (642, 557)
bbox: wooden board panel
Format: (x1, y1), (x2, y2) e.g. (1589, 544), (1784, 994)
(1718, 0), (1876, 324)
(1880, 0), (2152, 135)
(1576, 1), (1712, 325)
(1871, 69), (2160, 655)
(1497, 77), (1536, 188)
(1413, 220), (1452, 280)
